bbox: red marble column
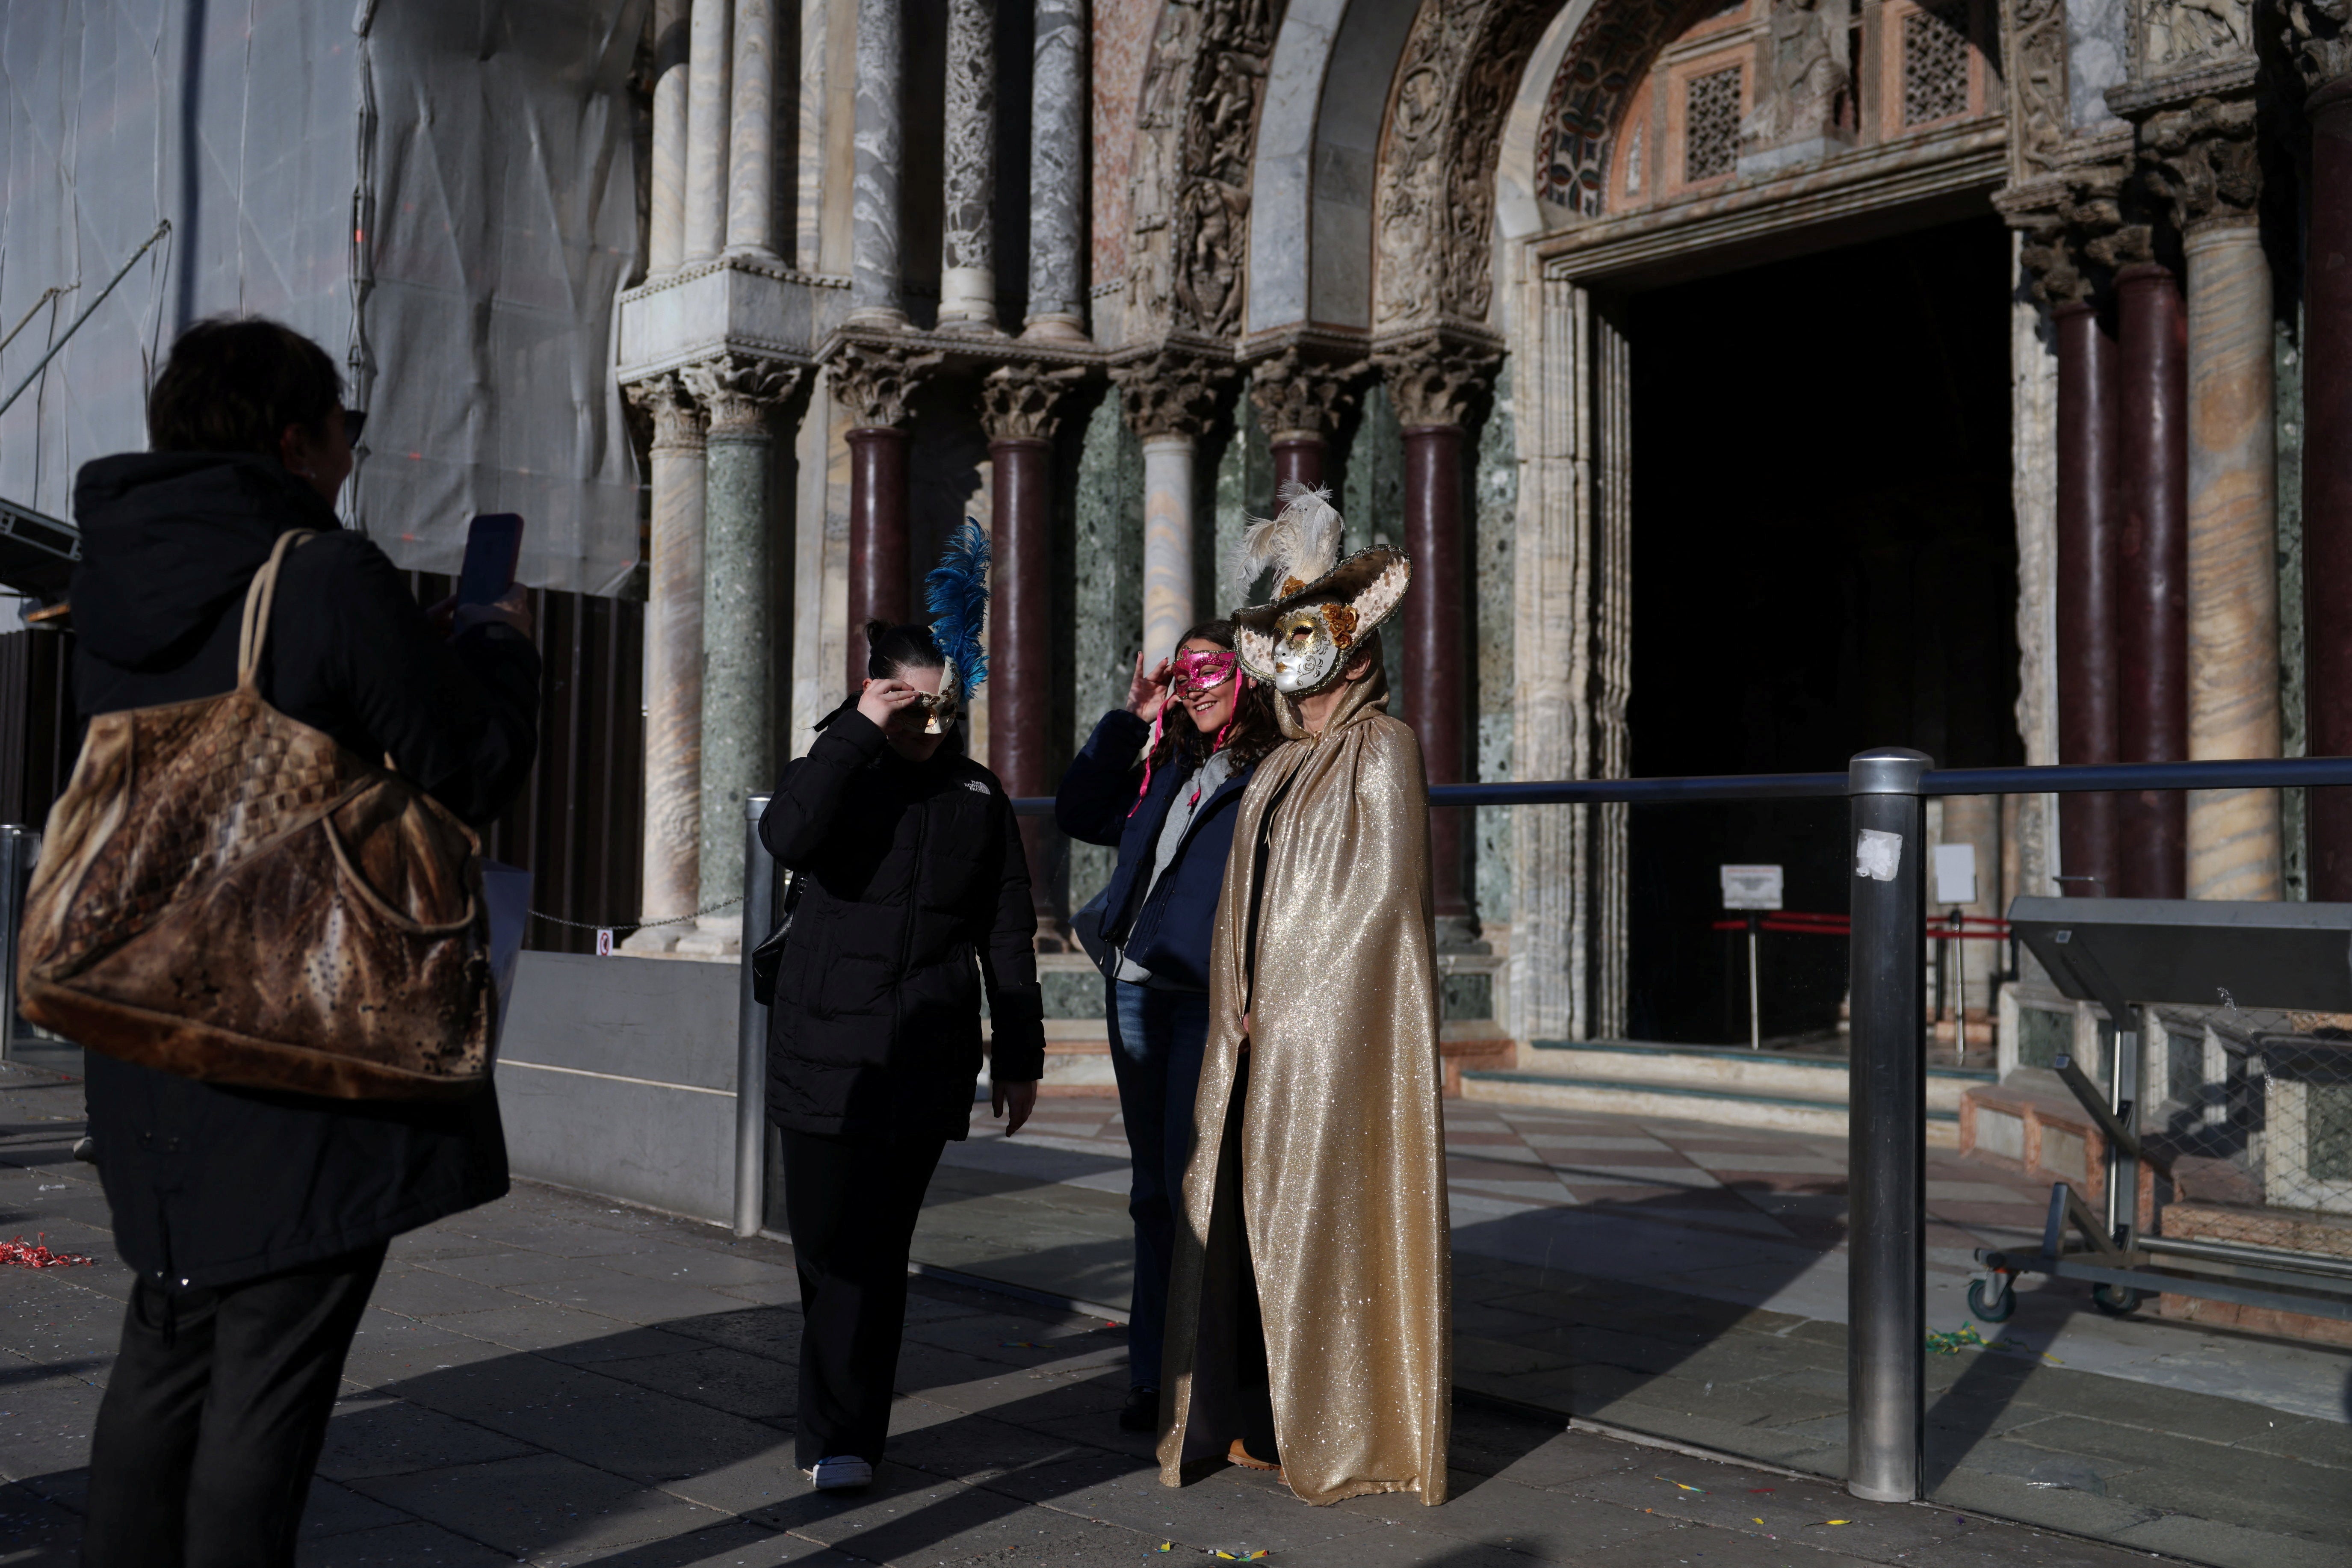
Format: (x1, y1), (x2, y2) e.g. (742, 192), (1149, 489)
(2055, 300), (2123, 897)
(845, 425), (910, 689)
(2308, 80), (2352, 897)
(1271, 436), (1327, 499)
(989, 434), (1059, 938)
(2115, 264), (2189, 899)
(1402, 423), (1471, 928)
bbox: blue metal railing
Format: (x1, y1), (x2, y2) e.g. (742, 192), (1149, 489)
(1011, 753), (2352, 816)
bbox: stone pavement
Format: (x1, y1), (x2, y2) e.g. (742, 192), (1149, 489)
(911, 1100), (2352, 1568)
(0, 1063), (2203, 1568)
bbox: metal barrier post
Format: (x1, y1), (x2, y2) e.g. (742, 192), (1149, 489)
(735, 794), (775, 1239)
(1847, 747), (1928, 1503)
(0, 827), (36, 1061)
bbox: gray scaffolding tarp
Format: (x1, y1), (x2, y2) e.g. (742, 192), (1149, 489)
(0, 0), (646, 596)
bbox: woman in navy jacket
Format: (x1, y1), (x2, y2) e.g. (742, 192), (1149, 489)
(1057, 620), (1278, 1435)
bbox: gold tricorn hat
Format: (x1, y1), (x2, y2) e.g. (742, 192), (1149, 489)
(1228, 483), (1411, 694)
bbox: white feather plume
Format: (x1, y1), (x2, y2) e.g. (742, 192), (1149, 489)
(1236, 481), (1344, 599)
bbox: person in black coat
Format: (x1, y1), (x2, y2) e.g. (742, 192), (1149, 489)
(1055, 620), (1279, 1435)
(759, 620), (1046, 1491)
(67, 318), (539, 1568)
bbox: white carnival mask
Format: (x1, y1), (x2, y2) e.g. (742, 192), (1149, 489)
(1270, 607), (1339, 694)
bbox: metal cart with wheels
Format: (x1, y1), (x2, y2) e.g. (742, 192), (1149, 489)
(1972, 898), (2352, 1329)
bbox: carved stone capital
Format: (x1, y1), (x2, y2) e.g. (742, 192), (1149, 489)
(1997, 162), (2136, 306)
(1246, 349), (1365, 443)
(625, 372), (706, 454)
(2276, 0), (2352, 97)
(1111, 350), (1232, 441)
(1372, 334), (1502, 430)
(2139, 95), (2263, 231)
(980, 361), (1090, 442)
(679, 355), (801, 437)
(826, 339), (945, 428)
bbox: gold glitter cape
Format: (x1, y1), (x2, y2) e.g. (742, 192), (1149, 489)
(1156, 652), (1451, 1506)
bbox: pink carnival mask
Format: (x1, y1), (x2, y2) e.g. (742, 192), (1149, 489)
(1169, 648), (1239, 696)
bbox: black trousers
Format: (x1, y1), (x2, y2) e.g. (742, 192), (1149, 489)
(81, 1243), (387, 1568)
(781, 1126), (947, 1468)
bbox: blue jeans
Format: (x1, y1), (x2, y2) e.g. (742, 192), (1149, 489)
(1107, 977), (1209, 1392)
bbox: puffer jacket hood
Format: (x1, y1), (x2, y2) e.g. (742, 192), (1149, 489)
(71, 452), (341, 671)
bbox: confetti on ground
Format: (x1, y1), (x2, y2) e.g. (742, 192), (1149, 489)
(999, 1341), (1055, 1349)
(1211, 1552), (1269, 1561)
(1655, 1476), (1706, 1493)
(1748, 1487), (1775, 1494)
(1752, 1517), (1765, 1524)
(1925, 1324), (1987, 1354)
(0, 1235), (92, 1269)
(1821, 1519), (1852, 1526)
(1156, 1547), (1175, 1555)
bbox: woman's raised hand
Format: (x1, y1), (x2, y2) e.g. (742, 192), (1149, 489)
(1126, 652), (1174, 722)
(857, 676), (924, 730)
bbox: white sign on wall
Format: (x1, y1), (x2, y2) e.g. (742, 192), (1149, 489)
(1720, 864), (1785, 911)
(1933, 843), (1979, 907)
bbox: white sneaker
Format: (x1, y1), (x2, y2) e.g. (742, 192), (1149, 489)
(805, 1455), (873, 1491)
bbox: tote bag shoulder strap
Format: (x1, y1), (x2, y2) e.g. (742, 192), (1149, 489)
(235, 529), (318, 693)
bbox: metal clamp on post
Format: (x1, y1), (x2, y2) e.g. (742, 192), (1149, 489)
(734, 794), (775, 1240)
(1846, 746), (1929, 1505)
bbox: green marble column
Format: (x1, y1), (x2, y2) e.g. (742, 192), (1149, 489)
(680, 354), (799, 954)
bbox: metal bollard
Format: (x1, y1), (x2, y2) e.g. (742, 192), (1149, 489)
(1846, 747), (1928, 1503)
(735, 794), (775, 1239)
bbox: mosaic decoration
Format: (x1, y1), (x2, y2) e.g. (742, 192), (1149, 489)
(1901, 2), (1973, 125)
(1535, 0), (1711, 215)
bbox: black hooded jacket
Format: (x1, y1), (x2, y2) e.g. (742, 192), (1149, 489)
(68, 452), (540, 1290)
(758, 706), (1047, 1140)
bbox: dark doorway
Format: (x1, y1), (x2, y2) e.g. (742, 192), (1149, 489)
(1624, 215), (2021, 1045)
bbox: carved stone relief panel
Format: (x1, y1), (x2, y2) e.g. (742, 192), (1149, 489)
(2138, 0), (2254, 78)
(2000, 0), (2073, 175)
(1126, 0), (1282, 344)
(1377, 0), (1558, 333)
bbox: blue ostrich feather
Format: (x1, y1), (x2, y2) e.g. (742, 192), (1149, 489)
(924, 517), (990, 694)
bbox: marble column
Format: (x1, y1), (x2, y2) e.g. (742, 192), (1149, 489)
(648, 0), (692, 275)
(684, 0), (733, 263)
(1376, 336), (1500, 942)
(984, 364), (1083, 942)
(621, 374), (707, 953)
(1248, 349), (1360, 502)
(2183, 221), (2282, 899)
(1023, 0), (1087, 340)
(2115, 263), (2188, 899)
(831, 341), (936, 685)
(679, 355), (799, 954)
(850, 0), (908, 327)
(2305, 78), (2352, 896)
(938, 0), (998, 330)
(2054, 299), (2123, 897)
(1403, 422), (1473, 932)
(1114, 351), (1226, 667)
(1141, 439), (1195, 667)
(725, 0), (779, 257)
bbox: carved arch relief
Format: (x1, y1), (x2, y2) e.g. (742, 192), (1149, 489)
(1126, 0), (1288, 344)
(1374, 0), (1572, 331)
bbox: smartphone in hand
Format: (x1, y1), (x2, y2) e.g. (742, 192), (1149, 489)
(457, 513), (525, 606)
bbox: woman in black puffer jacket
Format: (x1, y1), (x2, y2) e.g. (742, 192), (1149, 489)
(758, 620), (1045, 1492)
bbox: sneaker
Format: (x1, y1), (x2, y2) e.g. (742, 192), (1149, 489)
(71, 1137), (95, 1165)
(804, 1455), (873, 1491)
(1119, 1386), (1159, 1433)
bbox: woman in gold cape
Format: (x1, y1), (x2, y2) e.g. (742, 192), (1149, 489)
(1154, 641), (1450, 1506)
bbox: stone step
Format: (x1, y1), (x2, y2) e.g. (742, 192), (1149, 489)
(1461, 1068), (1963, 1148)
(1525, 1038), (1994, 1113)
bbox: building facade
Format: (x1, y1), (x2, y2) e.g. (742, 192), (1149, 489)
(612, 0), (2347, 1047)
